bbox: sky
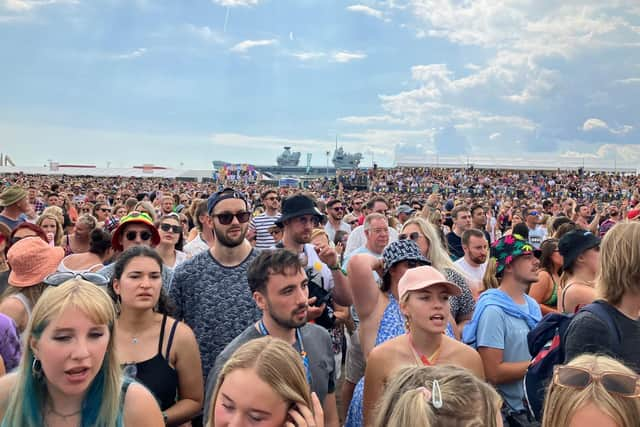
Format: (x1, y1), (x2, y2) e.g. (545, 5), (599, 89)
(1, 0), (639, 169)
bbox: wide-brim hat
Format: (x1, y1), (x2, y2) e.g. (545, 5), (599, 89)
(276, 194), (324, 226)
(558, 229), (600, 271)
(382, 240), (430, 276)
(398, 265), (462, 300)
(0, 186), (27, 207)
(7, 237), (65, 287)
(491, 234), (540, 276)
(111, 211), (160, 251)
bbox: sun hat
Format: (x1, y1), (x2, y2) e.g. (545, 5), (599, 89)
(558, 229), (600, 271)
(111, 211), (160, 251)
(276, 194), (324, 226)
(398, 265), (462, 300)
(7, 237), (65, 287)
(491, 234), (540, 277)
(382, 239), (430, 276)
(0, 186), (27, 207)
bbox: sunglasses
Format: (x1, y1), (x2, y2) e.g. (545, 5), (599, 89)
(553, 365), (640, 397)
(80, 209), (91, 213)
(44, 272), (110, 287)
(265, 197), (280, 202)
(10, 235), (38, 245)
(160, 223), (183, 234)
(399, 231), (421, 241)
(348, 220), (358, 225)
(406, 259), (429, 268)
(332, 206), (345, 212)
(99, 208), (111, 212)
(212, 211), (251, 225)
(125, 230), (153, 241)
(270, 230), (282, 236)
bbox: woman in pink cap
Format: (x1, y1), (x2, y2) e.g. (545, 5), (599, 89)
(0, 236), (65, 333)
(361, 266), (484, 426)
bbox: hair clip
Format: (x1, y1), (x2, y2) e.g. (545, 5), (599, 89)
(431, 380), (443, 409)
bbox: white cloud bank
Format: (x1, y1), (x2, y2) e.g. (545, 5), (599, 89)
(230, 39), (277, 53)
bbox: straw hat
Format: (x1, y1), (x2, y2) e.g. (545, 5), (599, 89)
(7, 237), (65, 287)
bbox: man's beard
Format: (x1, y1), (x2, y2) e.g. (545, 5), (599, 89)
(470, 254), (487, 265)
(214, 224), (247, 248)
(267, 300), (308, 329)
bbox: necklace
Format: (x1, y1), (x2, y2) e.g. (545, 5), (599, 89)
(408, 333), (442, 366)
(47, 404), (82, 421)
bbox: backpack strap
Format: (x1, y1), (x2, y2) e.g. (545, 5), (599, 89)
(580, 302), (622, 347)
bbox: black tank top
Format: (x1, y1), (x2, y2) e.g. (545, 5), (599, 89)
(125, 314), (179, 410)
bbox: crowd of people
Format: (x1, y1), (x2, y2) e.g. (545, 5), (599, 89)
(0, 167), (638, 427)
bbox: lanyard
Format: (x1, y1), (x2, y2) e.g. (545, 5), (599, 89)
(408, 333), (441, 366)
(258, 320), (313, 386)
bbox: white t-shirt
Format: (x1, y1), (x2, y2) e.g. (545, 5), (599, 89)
(453, 257), (487, 296)
(345, 225), (398, 255)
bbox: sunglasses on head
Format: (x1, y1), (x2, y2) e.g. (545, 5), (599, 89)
(160, 223), (183, 234)
(125, 230), (153, 241)
(44, 272), (109, 287)
(553, 365), (640, 397)
(399, 232), (421, 241)
(212, 211), (251, 225)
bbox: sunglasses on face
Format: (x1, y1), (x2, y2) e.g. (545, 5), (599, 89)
(270, 230), (282, 236)
(125, 230), (153, 241)
(292, 216), (321, 226)
(553, 365), (640, 397)
(406, 259), (429, 268)
(212, 211), (251, 225)
(99, 208), (111, 212)
(10, 235), (38, 245)
(44, 272), (109, 287)
(265, 197), (280, 202)
(160, 223), (183, 234)
(332, 206), (345, 212)
(399, 231), (421, 241)
(80, 209), (91, 213)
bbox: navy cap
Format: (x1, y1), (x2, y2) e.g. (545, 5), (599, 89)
(207, 188), (248, 215)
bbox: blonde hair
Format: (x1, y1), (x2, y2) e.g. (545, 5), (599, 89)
(41, 205), (64, 226)
(36, 213), (64, 246)
(374, 365), (502, 427)
(207, 336), (313, 427)
(310, 228), (329, 244)
(542, 355), (640, 427)
(3, 279), (122, 427)
(402, 218), (459, 274)
(76, 213), (98, 230)
(597, 221), (640, 305)
(480, 258), (500, 292)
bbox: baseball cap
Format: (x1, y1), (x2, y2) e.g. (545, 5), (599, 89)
(207, 188), (248, 215)
(395, 205), (415, 216)
(398, 266), (462, 300)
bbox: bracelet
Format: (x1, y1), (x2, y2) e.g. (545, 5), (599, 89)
(328, 261), (341, 271)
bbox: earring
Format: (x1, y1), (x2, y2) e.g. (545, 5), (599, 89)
(404, 315), (411, 332)
(32, 357), (43, 380)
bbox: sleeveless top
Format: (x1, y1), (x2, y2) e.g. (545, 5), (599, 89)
(57, 259), (104, 274)
(122, 314), (179, 410)
(64, 235), (73, 256)
(8, 293), (31, 341)
(345, 294), (406, 427)
(544, 275), (558, 307)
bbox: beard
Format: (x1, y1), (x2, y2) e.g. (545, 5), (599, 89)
(214, 223), (247, 248)
(470, 254), (487, 265)
(267, 300), (308, 329)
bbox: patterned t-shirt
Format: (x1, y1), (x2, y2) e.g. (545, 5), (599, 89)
(168, 248), (262, 378)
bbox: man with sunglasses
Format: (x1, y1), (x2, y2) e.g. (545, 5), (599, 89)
(169, 188), (262, 388)
(247, 189), (281, 249)
(324, 199), (350, 242)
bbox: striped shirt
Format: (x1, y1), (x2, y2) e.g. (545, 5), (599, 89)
(249, 212), (281, 249)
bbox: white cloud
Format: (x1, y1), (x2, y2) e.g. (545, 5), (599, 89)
(489, 132), (501, 140)
(186, 24), (224, 43)
(112, 48), (147, 60)
(212, 0), (261, 7)
(332, 51), (366, 63)
(291, 51), (325, 61)
(615, 77), (640, 84)
(3, 0), (77, 11)
(338, 114), (407, 125)
(582, 118), (633, 135)
(230, 39), (277, 53)
(346, 4), (384, 20)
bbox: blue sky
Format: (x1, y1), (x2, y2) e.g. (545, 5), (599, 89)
(1, 0), (639, 169)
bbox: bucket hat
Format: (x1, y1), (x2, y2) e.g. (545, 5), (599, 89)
(7, 237), (65, 287)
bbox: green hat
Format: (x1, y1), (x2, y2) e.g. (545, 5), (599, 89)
(491, 234), (540, 276)
(0, 186), (27, 207)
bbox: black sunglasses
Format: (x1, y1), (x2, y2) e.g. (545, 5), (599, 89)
(406, 259), (429, 268)
(160, 223), (183, 234)
(212, 211), (251, 225)
(399, 232), (421, 241)
(125, 230), (152, 241)
(332, 206), (345, 211)
(44, 272), (109, 287)
(10, 235), (38, 245)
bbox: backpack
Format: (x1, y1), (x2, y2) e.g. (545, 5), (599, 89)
(523, 302), (621, 421)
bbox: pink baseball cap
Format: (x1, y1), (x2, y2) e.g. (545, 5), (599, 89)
(398, 266), (462, 301)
